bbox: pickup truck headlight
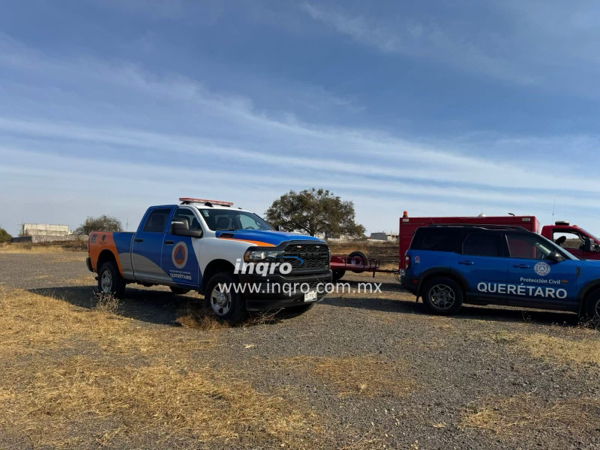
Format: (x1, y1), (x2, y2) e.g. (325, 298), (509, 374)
(244, 249), (284, 262)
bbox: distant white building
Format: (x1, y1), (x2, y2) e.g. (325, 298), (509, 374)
(21, 223), (70, 237)
(13, 223), (80, 243)
(368, 232), (398, 242)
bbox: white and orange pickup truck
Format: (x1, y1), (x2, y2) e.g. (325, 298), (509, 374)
(87, 198), (331, 324)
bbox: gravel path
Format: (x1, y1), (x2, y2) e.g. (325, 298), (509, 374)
(1, 252), (599, 449)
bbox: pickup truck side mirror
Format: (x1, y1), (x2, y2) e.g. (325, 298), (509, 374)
(548, 251), (565, 262)
(171, 221), (202, 238)
(582, 237), (592, 252)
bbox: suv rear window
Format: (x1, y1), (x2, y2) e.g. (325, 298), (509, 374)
(410, 228), (466, 253)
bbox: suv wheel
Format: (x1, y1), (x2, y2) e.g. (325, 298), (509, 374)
(422, 277), (463, 315)
(205, 272), (247, 325)
(585, 290), (600, 322)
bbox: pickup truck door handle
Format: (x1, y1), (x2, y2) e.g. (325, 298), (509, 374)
(134, 238), (143, 243)
(458, 260), (474, 265)
(512, 264), (530, 269)
(164, 240), (174, 245)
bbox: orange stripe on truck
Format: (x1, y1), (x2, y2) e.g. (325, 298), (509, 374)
(88, 232), (124, 275)
(217, 237), (276, 247)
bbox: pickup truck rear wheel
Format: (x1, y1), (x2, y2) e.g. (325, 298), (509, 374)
(205, 272), (247, 325)
(98, 261), (126, 298)
(170, 287), (191, 295)
(422, 277), (463, 315)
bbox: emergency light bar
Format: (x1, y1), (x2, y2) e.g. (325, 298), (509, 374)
(179, 197), (233, 207)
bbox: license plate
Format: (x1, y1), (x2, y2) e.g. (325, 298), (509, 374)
(304, 290), (318, 302)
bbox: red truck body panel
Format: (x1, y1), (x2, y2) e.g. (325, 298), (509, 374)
(398, 215), (540, 270)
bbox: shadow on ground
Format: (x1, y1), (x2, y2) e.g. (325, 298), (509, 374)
(323, 295), (580, 327)
(29, 285), (193, 325)
(28, 285), (303, 327)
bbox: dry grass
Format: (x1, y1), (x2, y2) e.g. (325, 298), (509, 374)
(461, 393), (600, 435)
(490, 330), (600, 366)
(94, 292), (120, 314)
(174, 303), (229, 331)
(0, 241), (86, 254)
(0, 286), (319, 447)
(277, 355), (414, 397)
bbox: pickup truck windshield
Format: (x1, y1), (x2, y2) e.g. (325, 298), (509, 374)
(198, 208), (273, 231)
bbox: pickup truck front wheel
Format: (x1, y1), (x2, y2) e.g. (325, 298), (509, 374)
(98, 261), (126, 298)
(205, 272), (247, 325)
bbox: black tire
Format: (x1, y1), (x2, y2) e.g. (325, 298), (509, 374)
(347, 251), (367, 273)
(170, 286), (191, 295)
(98, 261), (126, 298)
(585, 290), (600, 321)
(422, 277), (463, 315)
(205, 271), (247, 325)
(332, 269), (346, 282)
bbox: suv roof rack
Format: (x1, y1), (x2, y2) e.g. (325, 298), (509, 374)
(426, 224), (529, 232)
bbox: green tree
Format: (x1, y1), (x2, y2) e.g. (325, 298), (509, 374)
(75, 215), (123, 235)
(265, 188), (365, 238)
(0, 227), (12, 243)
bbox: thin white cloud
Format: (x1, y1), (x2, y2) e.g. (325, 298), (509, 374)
(300, 3), (535, 85)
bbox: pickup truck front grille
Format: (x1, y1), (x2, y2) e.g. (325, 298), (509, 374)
(283, 243), (329, 272)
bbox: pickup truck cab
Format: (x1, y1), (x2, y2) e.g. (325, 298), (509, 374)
(87, 198), (331, 323)
(401, 224), (600, 321)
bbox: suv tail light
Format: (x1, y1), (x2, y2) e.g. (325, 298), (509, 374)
(405, 254), (411, 270)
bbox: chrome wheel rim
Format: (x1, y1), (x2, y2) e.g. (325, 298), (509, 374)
(210, 285), (231, 316)
(101, 270), (113, 294)
(430, 284), (455, 309)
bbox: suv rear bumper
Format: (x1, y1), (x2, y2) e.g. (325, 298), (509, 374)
(239, 270), (332, 311)
(401, 275), (419, 294)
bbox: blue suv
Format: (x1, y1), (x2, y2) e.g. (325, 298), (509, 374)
(400, 225), (600, 320)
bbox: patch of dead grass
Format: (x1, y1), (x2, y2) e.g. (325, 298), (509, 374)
(0, 287), (320, 447)
(175, 303), (229, 331)
(1, 356), (313, 448)
(461, 393), (600, 435)
(490, 330), (600, 366)
(277, 355), (414, 397)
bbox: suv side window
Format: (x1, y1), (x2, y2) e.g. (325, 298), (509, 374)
(411, 228), (466, 253)
(172, 208), (202, 231)
(143, 209), (171, 233)
(506, 234), (555, 260)
(462, 233), (503, 257)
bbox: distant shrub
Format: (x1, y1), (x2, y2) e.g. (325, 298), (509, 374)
(0, 227), (12, 243)
(76, 215), (123, 235)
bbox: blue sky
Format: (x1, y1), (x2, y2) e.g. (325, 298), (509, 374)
(2, 0), (600, 236)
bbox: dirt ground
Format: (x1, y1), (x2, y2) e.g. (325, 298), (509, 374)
(0, 249), (599, 449)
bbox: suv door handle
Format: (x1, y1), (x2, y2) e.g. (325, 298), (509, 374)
(458, 260), (474, 265)
(513, 264), (530, 269)
(164, 240), (174, 245)
(134, 238), (143, 243)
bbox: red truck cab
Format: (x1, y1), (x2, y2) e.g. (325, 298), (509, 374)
(541, 221), (600, 260)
